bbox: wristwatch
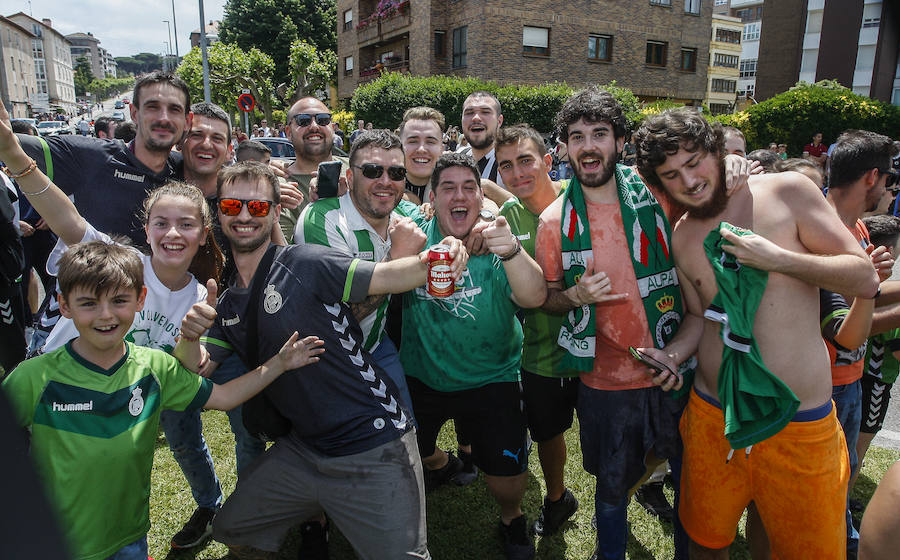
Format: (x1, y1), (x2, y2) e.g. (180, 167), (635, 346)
(479, 209), (496, 221)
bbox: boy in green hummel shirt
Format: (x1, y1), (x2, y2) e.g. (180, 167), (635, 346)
(1, 241), (323, 560)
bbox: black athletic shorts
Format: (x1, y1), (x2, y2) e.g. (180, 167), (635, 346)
(860, 373), (893, 434)
(406, 375), (530, 476)
(521, 370), (578, 442)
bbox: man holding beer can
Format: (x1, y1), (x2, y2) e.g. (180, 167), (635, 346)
(399, 152), (547, 560)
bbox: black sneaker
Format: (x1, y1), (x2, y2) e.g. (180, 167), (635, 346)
(498, 515), (535, 560)
(532, 488), (579, 536)
(451, 448), (479, 486)
(297, 520), (329, 560)
(424, 451), (464, 492)
(170, 506), (216, 549)
(634, 481), (674, 523)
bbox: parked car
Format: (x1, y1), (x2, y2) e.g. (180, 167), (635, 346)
(255, 137), (348, 162)
(35, 120), (72, 136)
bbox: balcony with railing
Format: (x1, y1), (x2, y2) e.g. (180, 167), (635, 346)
(358, 57), (409, 83)
(356, 0), (410, 45)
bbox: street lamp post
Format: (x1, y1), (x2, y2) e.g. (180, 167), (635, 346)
(163, 20), (173, 70)
(163, 41), (170, 72)
(199, 0), (210, 102)
(171, 0), (179, 61)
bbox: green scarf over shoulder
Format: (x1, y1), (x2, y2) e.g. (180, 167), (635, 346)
(558, 165), (688, 377)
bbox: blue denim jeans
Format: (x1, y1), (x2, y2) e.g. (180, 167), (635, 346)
(105, 536), (147, 560)
(212, 353), (267, 476)
(594, 493), (627, 560)
(159, 355), (268, 510)
(832, 380), (862, 551)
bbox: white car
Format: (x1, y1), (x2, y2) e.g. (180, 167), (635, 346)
(36, 120), (72, 136)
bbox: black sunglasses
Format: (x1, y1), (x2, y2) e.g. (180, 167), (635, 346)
(881, 168), (900, 190)
(290, 113), (332, 127)
(353, 163), (407, 181)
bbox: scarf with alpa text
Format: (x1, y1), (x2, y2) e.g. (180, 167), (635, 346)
(558, 165), (685, 373)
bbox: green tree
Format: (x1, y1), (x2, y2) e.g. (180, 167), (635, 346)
(220, 0), (336, 87)
(285, 39), (337, 101)
(176, 43), (277, 122)
(716, 80), (900, 154)
(74, 56), (93, 97)
(115, 53), (163, 75)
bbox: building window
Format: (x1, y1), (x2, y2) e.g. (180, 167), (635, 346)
(709, 103), (732, 115)
(650, 0), (672, 5)
(523, 26), (550, 56)
(711, 78), (736, 93)
(715, 28), (741, 44)
(588, 35), (612, 62)
(344, 56), (353, 76)
(685, 0), (701, 15)
(679, 48), (697, 72)
(646, 41), (667, 67)
(713, 53), (739, 68)
(714, 0), (728, 5)
(862, 17), (880, 29)
(343, 10), (353, 32)
(739, 58), (757, 78)
(434, 31), (446, 58)
(891, 88), (900, 106)
(452, 26), (467, 68)
(743, 22), (761, 41)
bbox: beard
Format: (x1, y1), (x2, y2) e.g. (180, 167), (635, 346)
(300, 139), (332, 159)
(686, 160), (728, 219)
(573, 151), (618, 188)
(226, 222), (271, 254)
(466, 129), (495, 151)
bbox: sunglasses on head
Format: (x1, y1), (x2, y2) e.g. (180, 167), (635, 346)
(218, 198), (274, 217)
(353, 163), (407, 181)
(291, 113), (332, 128)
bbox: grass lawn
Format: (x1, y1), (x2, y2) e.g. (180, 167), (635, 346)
(150, 412), (900, 560)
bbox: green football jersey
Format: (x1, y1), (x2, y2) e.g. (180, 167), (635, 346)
(500, 196), (577, 378)
(2, 342), (212, 560)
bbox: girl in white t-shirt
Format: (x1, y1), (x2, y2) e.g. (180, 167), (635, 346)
(37, 181), (223, 353)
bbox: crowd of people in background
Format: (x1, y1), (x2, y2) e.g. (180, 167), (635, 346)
(1, 70), (900, 560)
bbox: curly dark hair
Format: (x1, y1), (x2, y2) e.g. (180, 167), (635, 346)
(555, 87), (627, 142)
(633, 108), (724, 190)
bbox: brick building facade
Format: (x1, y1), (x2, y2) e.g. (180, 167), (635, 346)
(338, 0), (713, 106)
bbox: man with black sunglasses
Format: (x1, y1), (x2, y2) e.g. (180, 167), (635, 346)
(295, 129), (424, 422)
(279, 97), (348, 242)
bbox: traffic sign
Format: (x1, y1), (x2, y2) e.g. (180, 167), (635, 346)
(238, 93), (255, 113)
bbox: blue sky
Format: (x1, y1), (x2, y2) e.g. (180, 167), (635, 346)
(11, 0), (228, 58)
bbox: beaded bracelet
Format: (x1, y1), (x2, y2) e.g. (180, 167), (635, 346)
(2, 158), (37, 179)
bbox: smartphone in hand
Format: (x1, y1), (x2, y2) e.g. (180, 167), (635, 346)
(629, 346), (676, 376)
(317, 160), (342, 199)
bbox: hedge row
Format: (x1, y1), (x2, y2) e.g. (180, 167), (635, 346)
(716, 81), (900, 154)
(349, 72), (641, 134)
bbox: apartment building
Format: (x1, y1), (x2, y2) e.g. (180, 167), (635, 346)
(718, 0), (899, 105)
(7, 13), (75, 115)
(337, 0), (713, 107)
(706, 13), (742, 114)
(0, 16), (37, 118)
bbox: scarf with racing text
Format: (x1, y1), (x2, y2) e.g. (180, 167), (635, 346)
(559, 164), (685, 372)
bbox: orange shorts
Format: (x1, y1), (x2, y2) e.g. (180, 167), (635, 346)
(679, 389), (848, 558)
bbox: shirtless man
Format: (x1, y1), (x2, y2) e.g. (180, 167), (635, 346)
(633, 108), (880, 560)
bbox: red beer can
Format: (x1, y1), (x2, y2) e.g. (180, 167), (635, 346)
(427, 244), (454, 297)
